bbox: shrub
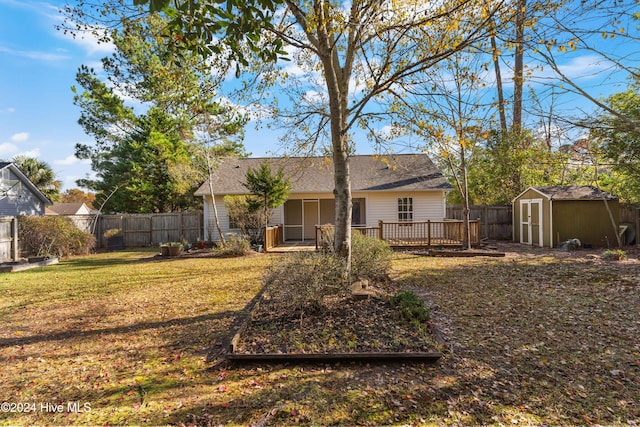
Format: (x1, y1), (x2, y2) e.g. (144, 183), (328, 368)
(223, 195), (265, 245)
(264, 252), (346, 313)
(215, 234), (252, 257)
(103, 228), (122, 239)
(19, 216), (96, 258)
(351, 231), (393, 282)
(390, 291), (430, 324)
(319, 226), (393, 283)
(602, 249), (627, 261)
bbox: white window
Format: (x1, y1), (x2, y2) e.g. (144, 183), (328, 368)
(398, 197), (413, 222)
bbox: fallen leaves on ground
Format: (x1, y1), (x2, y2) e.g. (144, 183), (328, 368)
(1, 244), (639, 425)
(235, 288), (439, 354)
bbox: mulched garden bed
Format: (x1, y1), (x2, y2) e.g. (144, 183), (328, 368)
(229, 281), (442, 363)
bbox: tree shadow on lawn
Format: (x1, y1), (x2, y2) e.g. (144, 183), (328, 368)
(0, 312), (235, 349)
(0, 266), (266, 426)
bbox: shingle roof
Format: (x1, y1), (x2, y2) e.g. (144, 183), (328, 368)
(49, 203), (89, 215)
(195, 154), (451, 196)
(533, 185), (618, 200)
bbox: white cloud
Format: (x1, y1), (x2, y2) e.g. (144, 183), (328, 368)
(0, 107), (16, 113)
(556, 54), (611, 80)
(0, 45), (71, 62)
(53, 155), (89, 166)
(17, 149), (41, 158)
(62, 30), (116, 56)
(302, 90), (326, 104)
(0, 143), (18, 157)
(10, 132), (29, 143)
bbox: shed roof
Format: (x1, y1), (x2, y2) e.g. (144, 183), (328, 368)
(515, 185), (618, 201)
(195, 154), (451, 196)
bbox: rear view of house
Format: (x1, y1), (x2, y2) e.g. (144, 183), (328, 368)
(195, 154), (452, 243)
(513, 186), (620, 248)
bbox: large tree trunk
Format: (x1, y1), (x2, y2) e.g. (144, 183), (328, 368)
(491, 29), (507, 132)
(314, 0), (353, 276)
(332, 141), (352, 264)
(512, 0), (526, 131)
(460, 146), (471, 250)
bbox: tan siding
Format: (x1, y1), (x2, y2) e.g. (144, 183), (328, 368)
(552, 200), (619, 247)
(364, 191), (445, 226)
(207, 191), (446, 240)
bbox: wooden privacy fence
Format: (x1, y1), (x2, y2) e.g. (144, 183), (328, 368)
(619, 204), (639, 245)
(0, 216), (18, 262)
(89, 211), (204, 249)
(447, 205), (512, 240)
(315, 220), (480, 249)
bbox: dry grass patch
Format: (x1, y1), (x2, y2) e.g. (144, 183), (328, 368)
(0, 250), (273, 425)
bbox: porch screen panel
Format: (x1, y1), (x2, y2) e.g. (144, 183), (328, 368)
(353, 198), (366, 226)
(284, 199), (302, 240)
(319, 199), (335, 225)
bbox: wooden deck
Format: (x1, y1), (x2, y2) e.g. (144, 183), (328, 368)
(317, 220), (480, 249)
(266, 240), (316, 253)
(264, 220), (480, 252)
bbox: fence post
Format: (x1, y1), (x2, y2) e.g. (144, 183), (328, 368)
(378, 220), (383, 241)
(427, 220), (431, 247)
(148, 216), (153, 246)
(12, 216), (18, 262)
(119, 215), (125, 248)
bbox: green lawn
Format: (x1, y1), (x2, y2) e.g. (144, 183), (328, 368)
(0, 248), (638, 425)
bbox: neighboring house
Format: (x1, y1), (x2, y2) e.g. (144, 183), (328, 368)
(195, 154), (452, 242)
(0, 162), (52, 216)
(45, 207), (59, 216)
(48, 202), (92, 216)
(513, 185), (620, 248)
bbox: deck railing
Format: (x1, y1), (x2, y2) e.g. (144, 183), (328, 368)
(315, 220), (480, 249)
(264, 224), (284, 252)
(380, 220), (480, 247)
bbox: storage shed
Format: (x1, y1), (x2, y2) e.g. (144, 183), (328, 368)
(512, 186), (620, 248)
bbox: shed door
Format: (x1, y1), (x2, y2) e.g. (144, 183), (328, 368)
(520, 199), (543, 247)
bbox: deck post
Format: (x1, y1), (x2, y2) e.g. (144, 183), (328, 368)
(378, 220), (383, 241)
(427, 220), (431, 247)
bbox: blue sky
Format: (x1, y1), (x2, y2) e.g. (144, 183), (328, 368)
(1, 0), (637, 191)
(0, 0), (104, 189)
(0, 0), (280, 191)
